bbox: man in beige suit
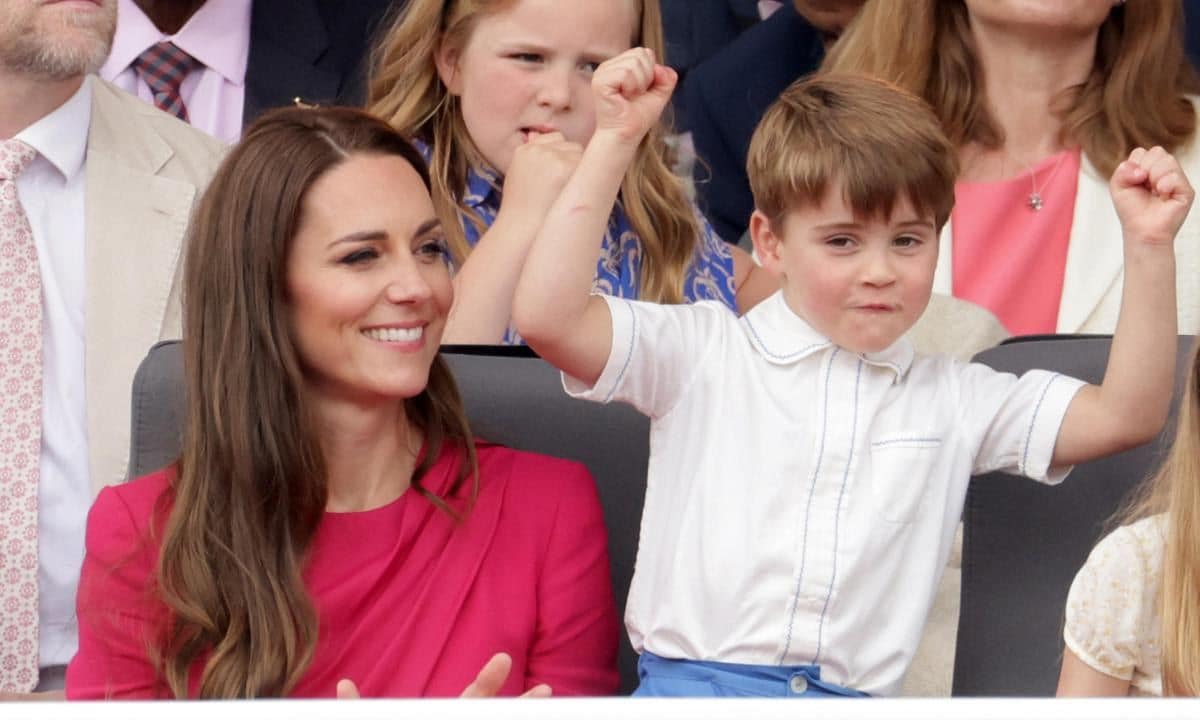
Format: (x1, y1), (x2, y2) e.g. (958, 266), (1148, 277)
(0, 0), (221, 695)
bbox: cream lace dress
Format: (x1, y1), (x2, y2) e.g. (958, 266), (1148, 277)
(1064, 514), (1165, 696)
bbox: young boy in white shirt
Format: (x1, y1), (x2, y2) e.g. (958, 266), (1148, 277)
(512, 50), (1194, 697)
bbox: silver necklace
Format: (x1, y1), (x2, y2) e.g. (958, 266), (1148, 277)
(1026, 152), (1068, 212)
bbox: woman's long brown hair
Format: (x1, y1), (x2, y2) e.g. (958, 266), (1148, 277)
(823, 0), (1198, 177)
(159, 106), (478, 698)
(367, 0), (704, 303)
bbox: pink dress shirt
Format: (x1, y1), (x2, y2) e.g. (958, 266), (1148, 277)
(951, 150), (1082, 335)
(65, 441), (620, 698)
(100, 0), (250, 144)
(758, 1), (784, 19)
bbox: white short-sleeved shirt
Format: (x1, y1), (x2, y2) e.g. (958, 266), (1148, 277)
(1064, 515), (1165, 696)
(565, 291), (1085, 696)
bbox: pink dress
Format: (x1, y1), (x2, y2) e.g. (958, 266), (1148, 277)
(952, 150), (1081, 335)
(65, 442), (619, 699)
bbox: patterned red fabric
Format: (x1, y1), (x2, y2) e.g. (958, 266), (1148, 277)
(131, 41), (199, 121)
(0, 138), (42, 693)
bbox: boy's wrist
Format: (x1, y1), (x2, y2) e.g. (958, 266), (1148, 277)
(1121, 232), (1178, 254)
(1120, 237), (1177, 277)
(588, 128), (643, 156)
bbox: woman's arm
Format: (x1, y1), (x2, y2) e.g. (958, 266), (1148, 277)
(525, 463), (619, 695)
(66, 485), (166, 699)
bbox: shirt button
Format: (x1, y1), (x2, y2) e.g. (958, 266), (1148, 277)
(789, 675), (808, 694)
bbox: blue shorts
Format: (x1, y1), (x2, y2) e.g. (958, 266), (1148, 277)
(632, 651), (869, 698)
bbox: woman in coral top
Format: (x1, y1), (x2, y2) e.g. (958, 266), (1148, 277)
(65, 106), (619, 700)
(825, 0), (1199, 337)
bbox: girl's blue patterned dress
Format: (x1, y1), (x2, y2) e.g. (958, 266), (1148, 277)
(455, 163), (739, 344)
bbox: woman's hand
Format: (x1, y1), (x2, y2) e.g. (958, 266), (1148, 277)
(1110, 145), (1195, 247)
(591, 47), (677, 147)
(335, 652), (552, 699)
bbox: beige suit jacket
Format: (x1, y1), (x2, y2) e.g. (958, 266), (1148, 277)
(934, 99), (1200, 336)
(83, 79), (223, 497)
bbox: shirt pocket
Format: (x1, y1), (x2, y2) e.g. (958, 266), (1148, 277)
(867, 435), (943, 524)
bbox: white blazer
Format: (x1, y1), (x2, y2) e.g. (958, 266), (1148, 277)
(934, 113), (1200, 335)
(83, 79), (224, 496)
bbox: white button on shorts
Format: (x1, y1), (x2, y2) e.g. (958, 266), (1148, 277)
(789, 675), (808, 694)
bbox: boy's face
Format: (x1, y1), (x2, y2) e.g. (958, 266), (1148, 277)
(750, 187), (939, 354)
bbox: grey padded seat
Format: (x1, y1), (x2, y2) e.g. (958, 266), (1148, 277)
(128, 340), (187, 479)
(953, 335), (1195, 696)
(127, 342), (648, 694)
(133, 336), (1193, 698)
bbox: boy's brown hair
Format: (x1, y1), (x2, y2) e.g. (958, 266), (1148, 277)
(747, 73), (958, 229)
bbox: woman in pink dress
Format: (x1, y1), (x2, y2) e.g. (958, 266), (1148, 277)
(65, 106), (619, 700)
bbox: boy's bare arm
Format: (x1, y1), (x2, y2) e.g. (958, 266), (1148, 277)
(513, 49), (675, 386)
(443, 133), (582, 344)
(1052, 147), (1194, 467)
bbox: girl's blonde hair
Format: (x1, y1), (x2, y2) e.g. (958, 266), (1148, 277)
(822, 0), (1197, 177)
(1112, 340), (1200, 696)
(368, 0), (702, 303)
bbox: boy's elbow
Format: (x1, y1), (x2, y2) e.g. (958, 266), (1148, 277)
(1109, 404), (1170, 454)
(511, 293), (556, 349)
(1133, 404), (1171, 447)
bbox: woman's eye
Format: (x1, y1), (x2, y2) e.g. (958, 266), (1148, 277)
(339, 248), (378, 265)
(415, 240), (450, 264)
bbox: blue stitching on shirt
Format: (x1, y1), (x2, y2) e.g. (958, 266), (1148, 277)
(744, 315), (827, 362)
(813, 358), (863, 664)
(870, 437), (942, 447)
(778, 348), (838, 664)
(603, 301), (637, 404)
(1022, 372), (1061, 473)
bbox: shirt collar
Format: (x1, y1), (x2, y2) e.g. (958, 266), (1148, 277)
(102, 0), (251, 86)
(14, 76), (92, 182)
(740, 290), (915, 380)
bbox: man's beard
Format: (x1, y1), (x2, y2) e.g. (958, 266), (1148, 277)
(0, 4), (117, 81)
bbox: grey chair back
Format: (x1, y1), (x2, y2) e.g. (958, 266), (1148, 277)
(953, 335), (1195, 696)
(127, 342), (648, 694)
(444, 350), (648, 694)
(128, 340), (186, 479)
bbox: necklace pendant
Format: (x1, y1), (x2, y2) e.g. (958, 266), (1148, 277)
(1028, 192), (1044, 211)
